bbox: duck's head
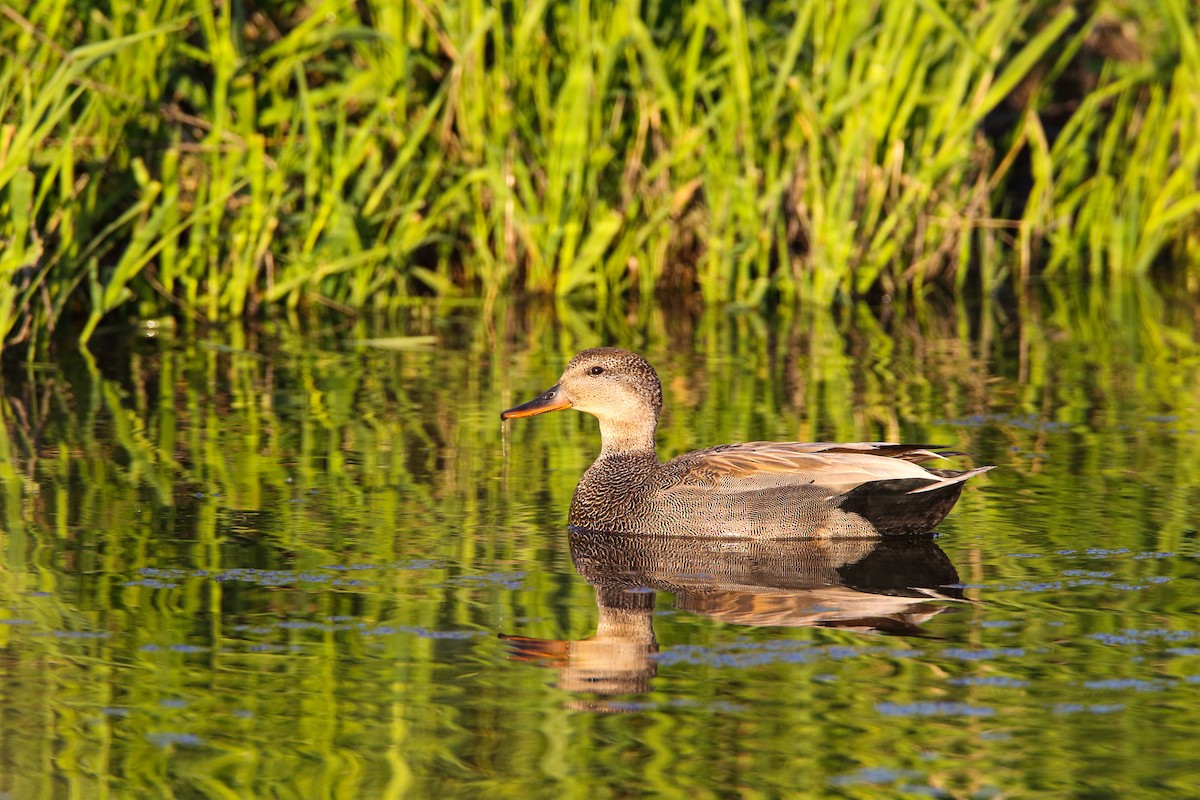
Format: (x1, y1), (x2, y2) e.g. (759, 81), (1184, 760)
(501, 348), (663, 455)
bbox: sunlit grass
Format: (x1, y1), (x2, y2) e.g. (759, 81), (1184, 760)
(0, 1), (1197, 353)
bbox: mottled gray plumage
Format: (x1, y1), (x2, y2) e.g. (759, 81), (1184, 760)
(501, 347), (992, 538)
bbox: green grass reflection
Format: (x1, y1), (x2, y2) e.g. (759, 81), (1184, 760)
(0, 283), (1199, 796)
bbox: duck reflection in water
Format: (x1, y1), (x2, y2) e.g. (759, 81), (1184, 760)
(502, 530), (966, 698)
(501, 348), (991, 538)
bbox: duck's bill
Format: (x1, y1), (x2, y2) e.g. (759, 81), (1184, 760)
(500, 385), (573, 419)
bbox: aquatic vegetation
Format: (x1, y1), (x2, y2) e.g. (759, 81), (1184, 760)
(0, 1), (1197, 353)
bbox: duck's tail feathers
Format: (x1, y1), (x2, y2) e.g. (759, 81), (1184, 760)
(835, 466), (994, 535)
(907, 465), (995, 493)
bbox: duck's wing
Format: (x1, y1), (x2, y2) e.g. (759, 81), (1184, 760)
(751, 441), (962, 463)
(668, 441), (977, 495)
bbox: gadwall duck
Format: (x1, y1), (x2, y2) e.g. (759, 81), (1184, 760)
(501, 348), (991, 538)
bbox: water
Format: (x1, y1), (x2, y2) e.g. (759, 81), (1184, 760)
(2, 290), (1199, 798)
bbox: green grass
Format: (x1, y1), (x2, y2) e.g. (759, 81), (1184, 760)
(0, 1), (1197, 353)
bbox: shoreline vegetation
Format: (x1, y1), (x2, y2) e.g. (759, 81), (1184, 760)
(0, 1), (1197, 353)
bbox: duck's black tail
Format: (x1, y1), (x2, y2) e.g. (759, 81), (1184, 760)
(835, 467), (993, 535)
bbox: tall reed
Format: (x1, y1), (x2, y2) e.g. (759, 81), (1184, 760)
(0, 1), (1196, 353)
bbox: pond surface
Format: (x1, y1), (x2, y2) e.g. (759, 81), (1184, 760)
(2, 288), (1200, 798)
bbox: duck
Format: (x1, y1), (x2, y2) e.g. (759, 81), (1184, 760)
(501, 347), (992, 538)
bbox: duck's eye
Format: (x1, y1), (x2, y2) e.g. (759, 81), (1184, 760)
(588, 366), (605, 376)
